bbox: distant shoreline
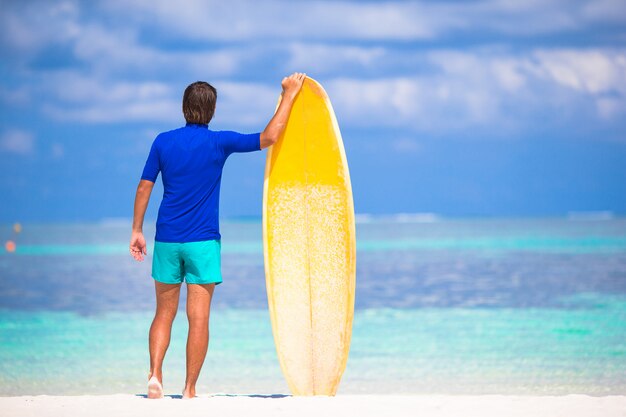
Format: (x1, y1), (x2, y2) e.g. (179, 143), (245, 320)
(0, 211), (623, 227)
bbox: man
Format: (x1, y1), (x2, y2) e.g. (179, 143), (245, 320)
(130, 73), (306, 399)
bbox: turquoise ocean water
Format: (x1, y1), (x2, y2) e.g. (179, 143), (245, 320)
(0, 217), (625, 396)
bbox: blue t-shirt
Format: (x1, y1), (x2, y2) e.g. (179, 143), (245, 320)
(141, 123), (261, 243)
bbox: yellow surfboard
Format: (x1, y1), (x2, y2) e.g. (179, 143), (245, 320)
(262, 77), (356, 396)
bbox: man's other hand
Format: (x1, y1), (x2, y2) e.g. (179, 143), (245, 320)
(130, 231), (147, 261)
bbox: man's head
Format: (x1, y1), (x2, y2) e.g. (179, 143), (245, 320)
(183, 81), (217, 125)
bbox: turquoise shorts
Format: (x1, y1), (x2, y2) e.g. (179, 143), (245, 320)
(152, 240), (222, 285)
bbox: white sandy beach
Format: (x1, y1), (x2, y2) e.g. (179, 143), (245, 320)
(2, 394), (625, 417)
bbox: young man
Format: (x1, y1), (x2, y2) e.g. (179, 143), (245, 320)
(130, 72), (306, 399)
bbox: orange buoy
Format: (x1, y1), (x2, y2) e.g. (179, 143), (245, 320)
(5, 240), (16, 253)
(13, 223), (22, 233)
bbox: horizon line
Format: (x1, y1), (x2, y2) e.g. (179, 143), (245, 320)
(0, 210), (622, 226)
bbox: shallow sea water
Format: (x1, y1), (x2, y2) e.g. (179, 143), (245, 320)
(0, 218), (625, 395)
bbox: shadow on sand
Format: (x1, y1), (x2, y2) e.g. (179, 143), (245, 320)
(213, 393), (290, 399)
(135, 393), (290, 399)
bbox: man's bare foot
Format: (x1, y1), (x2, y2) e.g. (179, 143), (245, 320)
(182, 388), (196, 399)
(147, 375), (164, 399)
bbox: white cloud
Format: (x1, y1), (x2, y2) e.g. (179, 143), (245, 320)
(287, 43), (386, 74)
(322, 47), (626, 134)
(0, 1), (80, 53)
(489, 59), (527, 92)
(327, 75), (502, 132)
(3, 0), (626, 79)
(103, 0), (438, 41)
(40, 73), (180, 123)
(581, 0), (626, 23)
(529, 49), (626, 119)
(532, 49), (626, 94)
(70, 24), (242, 77)
(29, 46), (626, 134)
(0, 129), (35, 155)
(71, 25), (160, 72)
(466, 0), (579, 35)
(0, 2), (243, 81)
(44, 97), (180, 124)
(213, 82), (278, 127)
(101, 0), (626, 42)
(327, 77), (410, 128)
(1, 1), (624, 138)
(38, 72), (278, 126)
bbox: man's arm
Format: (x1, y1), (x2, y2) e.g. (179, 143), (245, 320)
(130, 179), (154, 262)
(260, 72), (306, 149)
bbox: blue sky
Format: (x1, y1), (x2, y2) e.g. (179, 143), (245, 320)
(0, 0), (625, 222)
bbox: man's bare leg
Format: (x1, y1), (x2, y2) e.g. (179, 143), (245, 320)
(182, 283), (215, 399)
(148, 281), (181, 398)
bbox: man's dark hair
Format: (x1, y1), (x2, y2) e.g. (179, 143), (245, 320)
(182, 81), (217, 125)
